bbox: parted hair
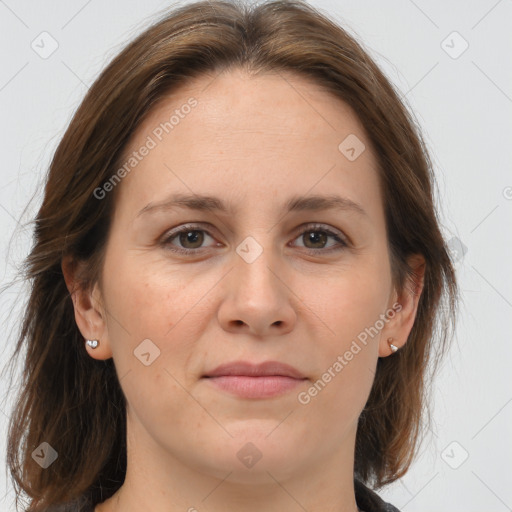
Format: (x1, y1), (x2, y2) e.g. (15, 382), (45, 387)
(4, 0), (458, 510)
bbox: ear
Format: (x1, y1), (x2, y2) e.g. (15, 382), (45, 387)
(379, 253), (426, 357)
(62, 255), (113, 360)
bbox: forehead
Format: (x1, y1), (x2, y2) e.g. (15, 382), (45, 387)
(113, 68), (383, 222)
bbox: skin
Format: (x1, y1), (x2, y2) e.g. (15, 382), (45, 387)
(63, 68), (425, 512)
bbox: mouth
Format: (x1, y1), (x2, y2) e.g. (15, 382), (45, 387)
(204, 375), (306, 398)
(202, 360), (307, 399)
(202, 360), (306, 379)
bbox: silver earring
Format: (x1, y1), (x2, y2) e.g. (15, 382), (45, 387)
(387, 337), (398, 353)
(86, 339), (99, 349)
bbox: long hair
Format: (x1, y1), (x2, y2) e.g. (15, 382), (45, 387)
(3, 1), (458, 510)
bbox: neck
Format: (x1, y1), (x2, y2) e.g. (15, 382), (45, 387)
(96, 413), (361, 512)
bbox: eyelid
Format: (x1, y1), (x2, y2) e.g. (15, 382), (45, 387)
(291, 222), (348, 245)
(160, 222), (349, 254)
(159, 222), (219, 253)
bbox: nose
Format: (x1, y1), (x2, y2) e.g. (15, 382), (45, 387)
(217, 244), (297, 337)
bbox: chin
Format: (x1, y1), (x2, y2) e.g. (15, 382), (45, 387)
(195, 429), (303, 483)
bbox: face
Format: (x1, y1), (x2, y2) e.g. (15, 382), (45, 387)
(82, 69), (407, 484)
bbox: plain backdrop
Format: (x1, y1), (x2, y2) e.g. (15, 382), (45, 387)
(0, 1), (511, 511)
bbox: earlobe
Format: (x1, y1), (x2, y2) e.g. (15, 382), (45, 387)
(61, 256), (113, 360)
(379, 254), (426, 357)
(387, 337), (398, 353)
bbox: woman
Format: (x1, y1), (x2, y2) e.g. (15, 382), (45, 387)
(5, 0), (458, 511)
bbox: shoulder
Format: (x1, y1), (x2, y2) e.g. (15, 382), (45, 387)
(355, 479), (401, 512)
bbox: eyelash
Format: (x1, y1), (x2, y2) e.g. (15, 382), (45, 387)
(160, 223), (348, 255)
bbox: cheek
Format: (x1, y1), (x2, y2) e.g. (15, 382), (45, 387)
(104, 248), (194, 334)
(311, 262), (391, 345)
(301, 275), (384, 427)
(99, 251), (192, 381)
(101, 261), (199, 418)
(303, 257), (390, 402)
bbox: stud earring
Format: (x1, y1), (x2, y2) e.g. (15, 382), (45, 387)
(387, 337), (398, 353)
(86, 339), (99, 349)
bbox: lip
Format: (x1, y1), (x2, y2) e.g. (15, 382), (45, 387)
(202, 361), (307, 399)
(203, 360), (305, 379)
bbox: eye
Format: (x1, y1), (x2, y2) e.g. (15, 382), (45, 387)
(290, 224), (348, 254)
(160, 224), (218, 254)
(160, 223), (348, 255)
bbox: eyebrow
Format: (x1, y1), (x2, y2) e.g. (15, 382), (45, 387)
(136, 192), (368, 218)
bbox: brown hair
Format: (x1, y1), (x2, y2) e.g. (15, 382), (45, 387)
(3, 0), (458, 510)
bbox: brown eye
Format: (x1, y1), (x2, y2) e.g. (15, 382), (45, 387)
(161, 225), (217, 254)
(177, 230), (205, 249)
(302, 230), (329, 249)
(291, 224), (348, 254)
(161, 223), (347, 256)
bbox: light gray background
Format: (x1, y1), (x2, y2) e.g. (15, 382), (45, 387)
(1, 1), (511, 511)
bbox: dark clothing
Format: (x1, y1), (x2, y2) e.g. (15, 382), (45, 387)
(355, 479), (401, 512)
(43, 479), (400, 511)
